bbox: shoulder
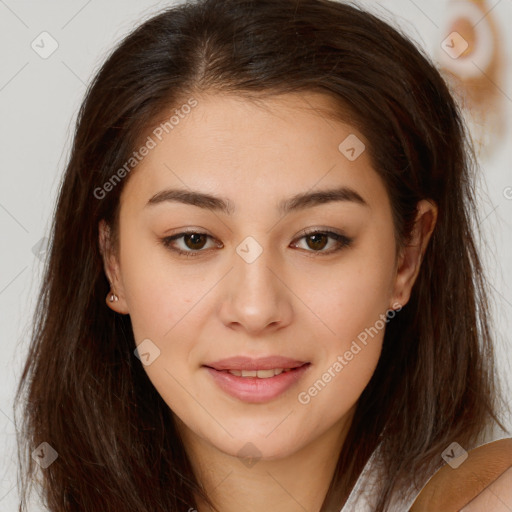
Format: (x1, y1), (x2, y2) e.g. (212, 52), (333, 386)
(410, 437), (512, 512)
(459, 466), (512, 511)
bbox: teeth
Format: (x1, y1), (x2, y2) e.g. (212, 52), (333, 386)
(255, 369), (276, 378)
(227, 368), (290, 378)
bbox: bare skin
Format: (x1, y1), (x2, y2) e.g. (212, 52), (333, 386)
(99, 91), (437, 512)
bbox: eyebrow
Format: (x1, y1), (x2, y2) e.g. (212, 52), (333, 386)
(145, 186), (369, 215)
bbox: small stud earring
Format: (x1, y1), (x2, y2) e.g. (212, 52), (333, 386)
(109, 292), (119, 302)
(107, 280), (119, 303)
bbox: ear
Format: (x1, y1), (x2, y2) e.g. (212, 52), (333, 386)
(390, 199), (438, 308)
(98, 219), (129, 314)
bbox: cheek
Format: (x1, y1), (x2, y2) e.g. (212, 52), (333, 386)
(296, 337), (382, 439)
(119, 230), (196, 340)
(299, 232), (396, 345)
(293, 234), (395, 409)
(296, 266), (392, 427)
(118, 233), (208, 413)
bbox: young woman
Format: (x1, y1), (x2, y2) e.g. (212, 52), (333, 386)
(16, 0), (511, 511)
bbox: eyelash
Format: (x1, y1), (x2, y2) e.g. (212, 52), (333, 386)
(160, 228), (353, 258)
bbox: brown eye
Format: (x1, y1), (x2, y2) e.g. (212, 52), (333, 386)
(305, 233), (329, 251)
(183, 233), (208, 250)
(161, 231), (220, 257)
(292, 229), (353, 255)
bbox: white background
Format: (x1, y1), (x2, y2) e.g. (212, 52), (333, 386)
(1, 1), (511, 510)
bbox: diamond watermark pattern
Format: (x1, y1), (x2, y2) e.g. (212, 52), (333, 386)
(236, 236), (263, 264)
(442, 442), (468, 469)
(32, 442), (58, 469)
(134, 338), (161, 366)
(237, 442), (262, 468)
(338, 134), (366, 161)
(31, 31), (59, 59)
(441, 32), (469, 60)
(31, 237), (48, 261)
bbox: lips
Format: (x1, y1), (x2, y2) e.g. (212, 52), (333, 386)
(203, 356), (311, 403)
(204, 355), (307, 371)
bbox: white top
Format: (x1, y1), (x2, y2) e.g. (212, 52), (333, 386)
(339, 422), (511, 511)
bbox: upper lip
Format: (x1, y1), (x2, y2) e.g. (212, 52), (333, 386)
(204, 356), (309, 371)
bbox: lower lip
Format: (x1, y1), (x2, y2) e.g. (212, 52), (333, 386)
(204, 364), (311, 403)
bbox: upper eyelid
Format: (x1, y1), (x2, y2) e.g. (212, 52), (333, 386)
(165, 228), (346, 242)
(166, 232), (221, 248)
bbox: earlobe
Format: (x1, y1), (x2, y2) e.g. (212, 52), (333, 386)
(390, 200), (438, 308)
(98, 219), (130, 315)
(104, 286), (129, 314)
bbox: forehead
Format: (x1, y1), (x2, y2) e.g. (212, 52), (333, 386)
(119, 91), (388, 215)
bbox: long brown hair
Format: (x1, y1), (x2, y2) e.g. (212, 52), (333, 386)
(16, 0), (510, 510)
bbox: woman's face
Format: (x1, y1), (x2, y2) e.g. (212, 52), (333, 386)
(100, 92), (432, 461)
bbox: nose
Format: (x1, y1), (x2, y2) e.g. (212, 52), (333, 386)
(218, 243), (294, 336)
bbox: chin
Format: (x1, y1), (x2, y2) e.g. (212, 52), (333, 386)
(213, 429), (306, 462)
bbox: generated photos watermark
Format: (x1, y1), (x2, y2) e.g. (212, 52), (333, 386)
(93, 97), (198, 200)
(297, 302), (402, 405)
